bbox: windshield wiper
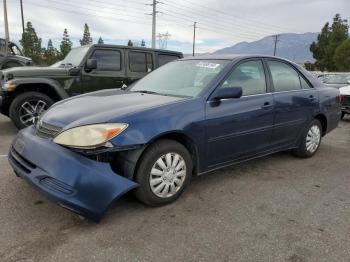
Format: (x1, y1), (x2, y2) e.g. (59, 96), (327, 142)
(134, 90), (159, 95)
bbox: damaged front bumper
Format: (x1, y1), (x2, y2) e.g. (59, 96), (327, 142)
(8, 126), (138, 222)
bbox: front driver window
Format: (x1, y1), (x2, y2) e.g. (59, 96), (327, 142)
(221, 60), (267, 96)
(90, 49), (121, 71)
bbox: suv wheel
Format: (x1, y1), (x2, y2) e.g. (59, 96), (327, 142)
(292, 119), (322, 158)
(9, 92), (54, 129)
(133, 139), (192, 206)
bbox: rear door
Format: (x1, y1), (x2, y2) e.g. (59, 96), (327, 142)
(125, 50), (154, 85)
(266, 59), (318, 148)
(81, 48), (126, 93)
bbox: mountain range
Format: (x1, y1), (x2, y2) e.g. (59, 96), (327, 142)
(214, 32), (318, 63)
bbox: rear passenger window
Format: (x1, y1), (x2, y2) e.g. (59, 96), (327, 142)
(129, 52), (153, 72)
(158, 54), (180, 66)
(221, 60), (267, 96)
(90, 49), (121, 71)
(267, 60), (301, 92)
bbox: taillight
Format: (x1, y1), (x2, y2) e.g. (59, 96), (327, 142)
(339, 95), (344, 104)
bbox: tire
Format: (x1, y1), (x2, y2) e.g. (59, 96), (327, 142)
(9, 92), (54, 129)
(341, 112), (345, 120)
(133, 139), (192, 206)
(292, 119), (322, 158)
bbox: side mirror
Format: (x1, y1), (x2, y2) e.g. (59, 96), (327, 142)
(347, 80), (350, 84)
(213, 87), (243, 100)
(85, 59), (97, 71)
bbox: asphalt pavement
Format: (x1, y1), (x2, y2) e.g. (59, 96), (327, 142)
(0, 114), (349, 262)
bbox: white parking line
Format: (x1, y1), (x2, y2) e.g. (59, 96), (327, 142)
(0, 155), (8, 158)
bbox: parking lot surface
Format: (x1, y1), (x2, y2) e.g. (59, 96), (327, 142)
(0, 114), (349, 262)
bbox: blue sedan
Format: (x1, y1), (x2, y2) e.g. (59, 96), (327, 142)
(8, 55), (341, 222)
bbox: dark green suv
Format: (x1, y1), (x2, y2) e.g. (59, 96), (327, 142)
(0, 44), (183, 129)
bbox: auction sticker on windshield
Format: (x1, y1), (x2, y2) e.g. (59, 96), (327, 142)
(196, 62), (220, 69)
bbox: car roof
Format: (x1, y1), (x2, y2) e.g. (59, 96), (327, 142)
(81, 44), (183, 55)
(180, 54), (295, 61)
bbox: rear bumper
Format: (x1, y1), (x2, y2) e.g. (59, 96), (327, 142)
(8, 126), (138, 222)
(341, 106), (350, 114)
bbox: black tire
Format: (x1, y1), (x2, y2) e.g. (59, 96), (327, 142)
(341, 112), (345, 120)
(133, 139), (192, 206)
(9, 92), (54, 129)
(292, 119), (322, 158)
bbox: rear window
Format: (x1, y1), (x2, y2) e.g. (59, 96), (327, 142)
(129, 52), (153, 72)
(158, 54), (180, 66)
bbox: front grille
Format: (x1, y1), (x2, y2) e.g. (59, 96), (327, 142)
(343, 95), (350, 107)
(36, 121), (62, 139)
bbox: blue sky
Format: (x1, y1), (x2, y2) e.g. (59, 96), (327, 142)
(0, 0), (349, 53)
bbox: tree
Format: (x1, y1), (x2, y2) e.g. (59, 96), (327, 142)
(97, 37), (104, 44)
(20, 21), (43, 64)
(43, 39), (60, 65)
(60, 28), (72, 59)
(141, 39), (146, 47)
(310, 14), (349, 71)
(127, 40), (133, 46)
(334, 39), (350, 71)
(80, 23), (93, 46)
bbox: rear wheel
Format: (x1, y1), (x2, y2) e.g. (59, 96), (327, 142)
(9, 92), (54, 129)
(292, 119), (322, 158)
(133, 139), (192, 206)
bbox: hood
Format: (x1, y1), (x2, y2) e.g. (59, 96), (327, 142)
(41, 89), (187, 128)
(2, 66), (69, 78)
(340, 85), (350, 96)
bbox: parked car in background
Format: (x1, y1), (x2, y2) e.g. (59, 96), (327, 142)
(317, 73), (350, 88)
(8, 55), (341, 222)
(340, 83), (350, 119)
(0, 38), (32, 69)
(0, 44), (183, 129)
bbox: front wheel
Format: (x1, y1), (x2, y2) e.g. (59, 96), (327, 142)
(9, 92), (54, 129)
(133, 139), (192, 206)
(292, 119), (322, 158)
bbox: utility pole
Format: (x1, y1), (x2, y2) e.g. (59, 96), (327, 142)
(151, 0), (157, 49)
(273, 34), (280, 56)
(3, 0), (10, 55)
(192, 22), (197, 56)
(20, 0), (25, 35)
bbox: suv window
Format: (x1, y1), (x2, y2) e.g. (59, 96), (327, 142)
(158, 54), (180, 66)
(129, 52), (153, 72)
(268, 60), (301, 92)
(90, 49), (121, 71)
(221, 60), (267, 96)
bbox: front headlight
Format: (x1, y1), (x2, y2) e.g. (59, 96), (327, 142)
(53, 123), (128, 149)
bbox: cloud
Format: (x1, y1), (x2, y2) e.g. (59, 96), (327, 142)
(0, 0), (349, 53)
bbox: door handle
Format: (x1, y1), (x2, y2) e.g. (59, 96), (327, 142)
(309, 95), (316, 101)
(261, 102), (272, 109)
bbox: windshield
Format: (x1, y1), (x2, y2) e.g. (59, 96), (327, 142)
(10, 43), (23, 56)
(59, 46), (90, 67)
(128, 60), (230, 97)
(323, 74), (350, 84)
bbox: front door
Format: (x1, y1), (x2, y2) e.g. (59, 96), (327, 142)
(81, 48), (126, 93)
(266, 59), (318, 148)
(206, 59), (274, 167)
